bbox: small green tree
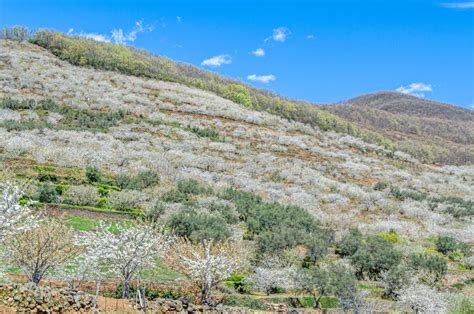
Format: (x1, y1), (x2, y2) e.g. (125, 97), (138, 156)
(295, 263), (358, 309)
(409, 254), (447, 285)
(337, 228), (363, 257)
(223, 84), (252, 107)
(349, 235), (401, 279)
(381, 264), (411, 299)
(85, 166), (101, 183)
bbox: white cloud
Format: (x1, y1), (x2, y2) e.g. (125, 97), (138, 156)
(441, 2), (474, 9)
(247, 74), (276, 83)
(252, 48), (265, 57)
(396, 82), (433, 97)
(265, 27), (291, 42)
(201, 54), (232, 67)
(177, 16), (182, 23)
(111, 20), (153, 45)
(306, 34), (316, 40)
(68, 20), (153, 45)
(77, 32), (111, 42)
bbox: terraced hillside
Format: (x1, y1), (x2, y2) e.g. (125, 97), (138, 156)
(322, 92), (474, 165)
(0, 37), (473, 312)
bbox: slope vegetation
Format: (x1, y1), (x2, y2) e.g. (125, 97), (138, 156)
(322, 92), (474, 165)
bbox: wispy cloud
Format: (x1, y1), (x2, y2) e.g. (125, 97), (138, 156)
(396, 82), (433, 97)
(265, 27), (291, 43)
(252, 48), (265, 57)
(67, 20), (153, 45)
(201, 54), (232, 67)
(111, 20), (153, 45)
(67, 28), (111, 42)
(247, 74), (276, 83)
(440, 2), (474, 9)
(176, 16), (182, 23)
(306, 34), (316, 40)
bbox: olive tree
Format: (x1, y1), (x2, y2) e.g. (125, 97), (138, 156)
(294, 261), (359, 310)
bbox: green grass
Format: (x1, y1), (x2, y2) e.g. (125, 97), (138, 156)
(40, 202), (142, 216)
(66, 216), (98, 231)
(140, 260), (186, 282)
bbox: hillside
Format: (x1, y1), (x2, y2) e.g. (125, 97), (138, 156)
(321, 92), (474, 165)
(0, 35), (473, 312)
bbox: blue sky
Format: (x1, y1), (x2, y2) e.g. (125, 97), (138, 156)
(1, 0), (473, 108)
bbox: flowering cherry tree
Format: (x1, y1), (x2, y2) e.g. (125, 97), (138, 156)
(79, 223), (170, 298)
(0, 182), (35, 240)
(0, 182), (36, 280)
(249, 256), (295, 295)
(397, 280), (447, 313)
(168, 239), (249, 305)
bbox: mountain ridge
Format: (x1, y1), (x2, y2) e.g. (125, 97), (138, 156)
(321, 91), (474, 165)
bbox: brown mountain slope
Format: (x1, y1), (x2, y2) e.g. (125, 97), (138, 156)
(321, 92), (474, 165)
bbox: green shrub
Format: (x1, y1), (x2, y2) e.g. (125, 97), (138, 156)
(167, 208), (231, 242)
(337, 228), (363, 257)
(449, 297), (474, 314)
(349, 235), (401, 279)
(190, 127), (220, 140)
(222, 295), (268, 310)
(223, 84), (252, 107)
(294, 263), (357, 309)
(37, 173), (59, 183)
(115, 170), (160, 190)
(85, 166), (101, 183)
(225, 274), (252, 294)
(380, 230), (401, 243)
(373, 181), (388, 191)
(38, 184), (60, 203)
(409, 253), (447, 284)
(382, 264), (411, 299)
(162, 179), (211, 203)
(436, 236), (470, 256)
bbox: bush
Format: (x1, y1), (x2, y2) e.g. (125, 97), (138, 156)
(38, 184), (60, 203)
(225, 274), (252, 294)
(143, 201), (166, 223)
(190, 127), (220, 140)
(222, 84), (252, 107)
(63, 185), (99, 207)
(222, 188), (332, 255)
(349, 235), (401, 279)
(85, 166), (101, 183)
(409, 254), (447, 284)
(108, 190), (144, 211)
(116, 170), (160, 190)
(337, 228), (363, 257)
(222, 295), (268, 310)
(167, 208), (231, 242)
(162, 179), (211, 203)
(381, 265), (411, 299)
(373, 181), (388, 191)
(294, 262), (358, 309)
(0, 26), (31, 41)
(436, 236), (470, 256)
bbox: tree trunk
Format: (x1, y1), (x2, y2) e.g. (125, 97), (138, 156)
(93, 280), (101, 313)
(123, 279), (130, 298)
(201, 284), (212, 306)
(31, 271), (42, 285)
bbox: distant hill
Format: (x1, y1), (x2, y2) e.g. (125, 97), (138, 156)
(321, 92), (474, 165)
